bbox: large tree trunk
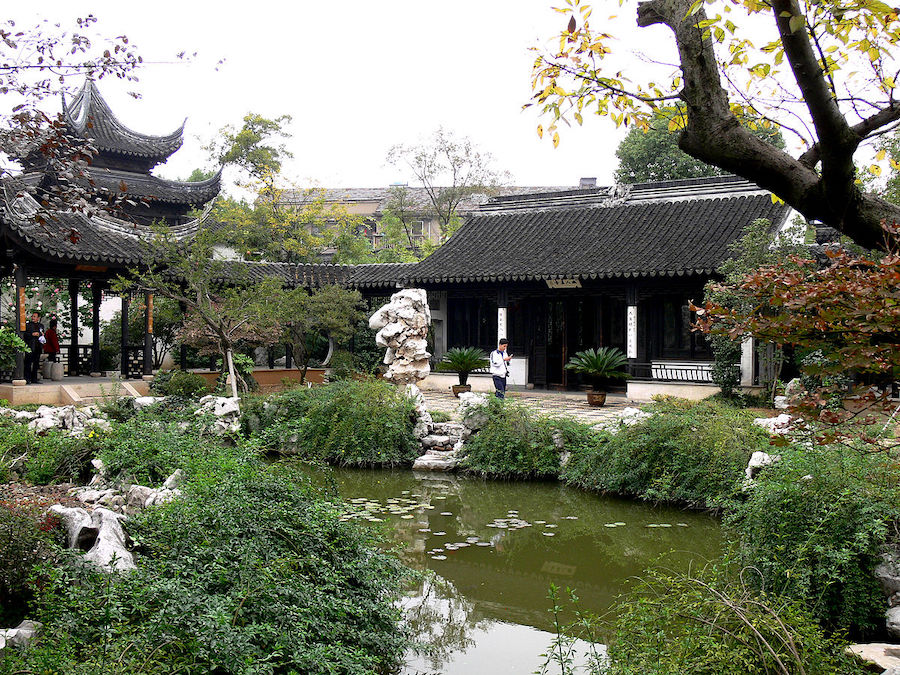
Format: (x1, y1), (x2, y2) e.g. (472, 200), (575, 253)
(635, 0), (900, 250)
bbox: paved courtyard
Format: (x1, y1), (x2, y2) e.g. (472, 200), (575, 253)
(422, 388), (637, 426)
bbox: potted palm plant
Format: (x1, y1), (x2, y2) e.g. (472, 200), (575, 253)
(564, 347), (629, 406)
(437, 347), (490, 396)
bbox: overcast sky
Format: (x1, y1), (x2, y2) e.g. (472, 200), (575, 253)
(11, 1), (688, 194)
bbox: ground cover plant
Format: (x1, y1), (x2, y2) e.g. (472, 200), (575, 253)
(0, 466), (408, 674)
(562, 398), (771, 508)
(603, 565), (862, 675)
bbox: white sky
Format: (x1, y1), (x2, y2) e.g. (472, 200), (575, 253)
(11, 1), (685, 194)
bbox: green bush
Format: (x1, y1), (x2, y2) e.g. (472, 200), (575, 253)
(0, 420), (96, 485)
(605, 565), (860, 675)
(728, 445), (900, 637)
(297, 380), (418, 466)
(2, 468), (407, 674)
(462, 399), (593, 479)
(0, 502), (62, 627)
(246, 380), (418, 467)
(92, 410), (251, 486)
(150, 369), (211, 398)
(562, 398), (769, 508)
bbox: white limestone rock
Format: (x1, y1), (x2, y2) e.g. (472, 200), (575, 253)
(753, 413), (795, 435)
(773, 395), (788, 410)
(876, 554), (900, 597)
(370, 289), (432, 385)
(888, 607), (900, 640)
(133, 396), (164, 410)
(458, 392), (490, 431)
(847, 643), (900, 671)
(745, 451), (780, 481)
(49, 505), (99, 551)
(163, 469), (185, 490)
(83, 508), (134, 572)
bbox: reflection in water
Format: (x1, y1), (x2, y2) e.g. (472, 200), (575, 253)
(304, 467), (722, 674)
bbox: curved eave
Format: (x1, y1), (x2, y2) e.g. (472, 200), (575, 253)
(400, 268), (712, 285)
(64, 79), (185, 162)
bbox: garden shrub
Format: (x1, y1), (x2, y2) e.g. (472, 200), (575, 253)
(2, 468), (407, 674)
(93, 411), (249, 486)
(728, 445), (900, 637)
(562, 398), (769, 508)
(0, 502), (62, 627)
(462, 399), (593, 479)
(0, 420), (95, 485)
(297, 380), (418, 466)
(605, 565), (860, 675)
(149, 368), (211, 398)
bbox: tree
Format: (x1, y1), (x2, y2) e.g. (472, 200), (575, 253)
(530, 0), (900, 249)
(270, 284), (363, 383)
(696, 221), (900, 449)
(0, 16), (146, 236)
(371, 186), (437, 263)
(387, 128), (510, 238)
(615, 107), (785, 183)
(124, 226), (282, 398)
(206, 114), (370, 263)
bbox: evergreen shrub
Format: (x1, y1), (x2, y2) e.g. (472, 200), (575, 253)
(150, 369), (211, 398)
(561, 398), (769, 508)
(461, 399), (595, 479)
(247, 380), (418, 467)
(729, 446), (900, 637)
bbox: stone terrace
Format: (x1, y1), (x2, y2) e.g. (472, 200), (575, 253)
(422, 389), (635, 426)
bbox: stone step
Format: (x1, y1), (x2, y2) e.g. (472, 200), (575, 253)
(432, 422), (464, 434)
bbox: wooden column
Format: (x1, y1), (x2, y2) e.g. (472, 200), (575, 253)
(285, 344), (293, 369)
(91, 283), (102, 376)
(13, 266), (26, 383)
(120, 293), (130, 378)
(267, 347), (275, 370)
(69, 278), (79, 376)
(143, 291), (153, 377)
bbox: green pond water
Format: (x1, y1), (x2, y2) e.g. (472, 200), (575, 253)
(307, 467), (723, 674)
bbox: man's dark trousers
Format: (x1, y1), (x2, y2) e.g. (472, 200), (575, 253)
(493, 375), (507, 399)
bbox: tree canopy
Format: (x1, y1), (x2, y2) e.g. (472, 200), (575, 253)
(530, 0), (900, 249)
(615, 107), (785, 183)
(387, 127), (510, 238)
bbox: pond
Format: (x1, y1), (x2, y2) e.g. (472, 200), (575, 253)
(307, 468), (723, 674)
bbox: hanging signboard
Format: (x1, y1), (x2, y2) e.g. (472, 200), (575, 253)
(545, 278), (582, 289)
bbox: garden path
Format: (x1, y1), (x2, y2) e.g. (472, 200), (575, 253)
(421, 389), (634, 426)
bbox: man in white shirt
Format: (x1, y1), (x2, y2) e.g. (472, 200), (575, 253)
(489, 339), (512, 399)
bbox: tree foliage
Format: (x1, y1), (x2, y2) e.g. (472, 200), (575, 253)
(123, 227), (282, 397)
(615, 107), (785, 183)
(530, 0), (900, 249)
(696, 222), (900, 449)
(387, 127), (510, 238)
(269, 284), (363, 383)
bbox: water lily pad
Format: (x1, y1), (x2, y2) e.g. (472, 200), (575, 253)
(433, 531), (446, 536)
(431, 555), (447, 561)
(400, 514), (414, 519)
(440, 512), (453, 516)
(542, 532), (556, 537)
(476, 541), (491, 547)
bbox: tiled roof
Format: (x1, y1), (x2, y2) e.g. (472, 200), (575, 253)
(403, 177), (791, 284)
(19, 167), (222, 206)
(63, 78), (184, 164)
(0, 186), (201, 267)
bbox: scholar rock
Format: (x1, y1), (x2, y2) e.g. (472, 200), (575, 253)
(369, 289), (432, 385)
(745, 451), (780, 481)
